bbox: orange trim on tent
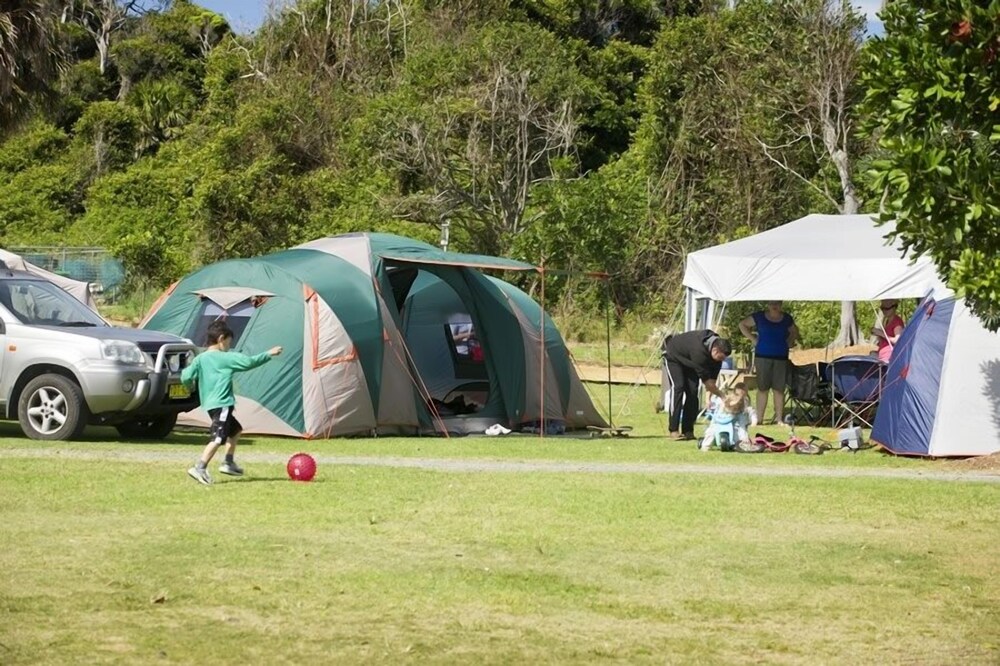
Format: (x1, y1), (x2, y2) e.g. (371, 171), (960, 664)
(305, 286), (358, 371)
(139, 281), (179, 328)
(313, 348), (358, 369)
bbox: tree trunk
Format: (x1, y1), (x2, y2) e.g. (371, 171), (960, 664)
(97, 32), (109, 75)
(827, 117), (862, 348)
(832, 301), (862, 347)
(118, 74), (131, 100)
(93, 130), (105, 175)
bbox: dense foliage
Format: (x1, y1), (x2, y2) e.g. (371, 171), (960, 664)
(0, 0), (891, 338)
(862, 0), (1000, 330)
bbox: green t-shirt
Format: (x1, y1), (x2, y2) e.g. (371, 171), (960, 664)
(180, 349), (272, 411)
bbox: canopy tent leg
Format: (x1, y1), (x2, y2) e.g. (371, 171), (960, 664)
(605, 277), (613, 428)
(684, 288), (695, 332)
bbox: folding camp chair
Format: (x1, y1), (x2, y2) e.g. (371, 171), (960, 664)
(825, 355), (886, 429)
(784, 362), (832, 426)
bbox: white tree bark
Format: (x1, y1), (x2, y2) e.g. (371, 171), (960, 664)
(80, 0), (143, 76)
(740, 0), (864, 348)
(383, 66), (576, 254)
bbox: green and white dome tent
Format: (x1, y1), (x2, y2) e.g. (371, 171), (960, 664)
(141, 233), (607, 437)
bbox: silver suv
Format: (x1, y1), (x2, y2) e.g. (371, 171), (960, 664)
(0, 265), (198, 440)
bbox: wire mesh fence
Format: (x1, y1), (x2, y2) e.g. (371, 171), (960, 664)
(10, 246), (127, 303)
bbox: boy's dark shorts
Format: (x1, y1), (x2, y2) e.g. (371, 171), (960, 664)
(208, 406), (243, 444)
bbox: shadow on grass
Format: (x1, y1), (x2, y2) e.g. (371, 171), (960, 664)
(223, 477), (325, 484)
(78, 426), (265, 448)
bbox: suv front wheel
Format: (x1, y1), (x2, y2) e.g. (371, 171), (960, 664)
(18, 374), (89, 441)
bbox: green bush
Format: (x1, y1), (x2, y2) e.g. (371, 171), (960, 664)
(721, 299), (920, 354)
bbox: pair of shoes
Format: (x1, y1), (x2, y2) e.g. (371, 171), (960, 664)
(669, 431), (695, 441)
(219, 461), (244, 477)
(187, 466), (212, 485)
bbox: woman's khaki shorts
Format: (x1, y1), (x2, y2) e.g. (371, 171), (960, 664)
(755, 357), (788, 391)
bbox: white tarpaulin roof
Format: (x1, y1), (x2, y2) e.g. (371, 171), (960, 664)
(0, 248), (97, 310)
(682, 214), (945, 302)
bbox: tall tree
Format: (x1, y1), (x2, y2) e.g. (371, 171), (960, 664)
(727, 0), (867, 346)
(862, 0), (1000, 330)
(0, 0), (63, 131)
(73, 0), (153, 75)
(634, 4), (822, 299)
(368, 22), (586, 255)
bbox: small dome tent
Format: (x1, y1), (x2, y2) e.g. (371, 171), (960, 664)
(872, 294), (1000, 457)
(141, 233), (606, 437)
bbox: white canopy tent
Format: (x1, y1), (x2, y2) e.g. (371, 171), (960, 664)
(679, 213), (1000, 456)
(681, 214), (945, 330)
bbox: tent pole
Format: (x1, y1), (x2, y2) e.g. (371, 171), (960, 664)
(684, 288), (693, 332)
(539, 261), (545, 439)
(605, 276), (613, 428)
(714, 301), (727, 330)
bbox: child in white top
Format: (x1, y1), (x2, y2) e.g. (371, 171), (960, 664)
(700, 383), (756, 451)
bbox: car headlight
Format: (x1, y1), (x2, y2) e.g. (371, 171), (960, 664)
(101, 340), (145, 365)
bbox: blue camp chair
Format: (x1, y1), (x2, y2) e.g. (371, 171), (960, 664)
(825, 355), (886, 428)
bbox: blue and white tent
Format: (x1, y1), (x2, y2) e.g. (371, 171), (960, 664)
(872, 294), (1000, 457)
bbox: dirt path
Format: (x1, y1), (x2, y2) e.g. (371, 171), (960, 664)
(572, 345), (881, 386)
(574, 363), (659, 385)
(2, 448), (998, 483)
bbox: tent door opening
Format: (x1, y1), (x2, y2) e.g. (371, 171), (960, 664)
(395, 269), (494, 418)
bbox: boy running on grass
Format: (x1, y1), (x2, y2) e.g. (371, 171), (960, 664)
(182, 320), (282, 485)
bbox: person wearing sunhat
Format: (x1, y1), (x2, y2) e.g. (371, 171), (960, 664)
(872, 299), (905, 363)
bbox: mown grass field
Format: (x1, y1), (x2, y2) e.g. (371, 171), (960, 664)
(2, 448), (997, 664)
(1, 384), (999, 664)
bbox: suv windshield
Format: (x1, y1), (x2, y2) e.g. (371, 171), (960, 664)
(0, 279), (106, 327)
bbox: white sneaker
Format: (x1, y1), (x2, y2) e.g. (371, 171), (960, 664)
(219, 461), (244, 477)
(187, 466), (212, 485)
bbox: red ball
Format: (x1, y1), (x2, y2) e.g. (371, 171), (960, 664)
(286, 453), (317, 482)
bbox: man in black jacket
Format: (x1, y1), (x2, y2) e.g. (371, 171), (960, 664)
(663, 330), (732, 440)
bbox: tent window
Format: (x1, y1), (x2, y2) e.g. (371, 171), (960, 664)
(189, 299), (255, 346)
(444, 319), (487, 382)
(445, 322), (484, 364)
